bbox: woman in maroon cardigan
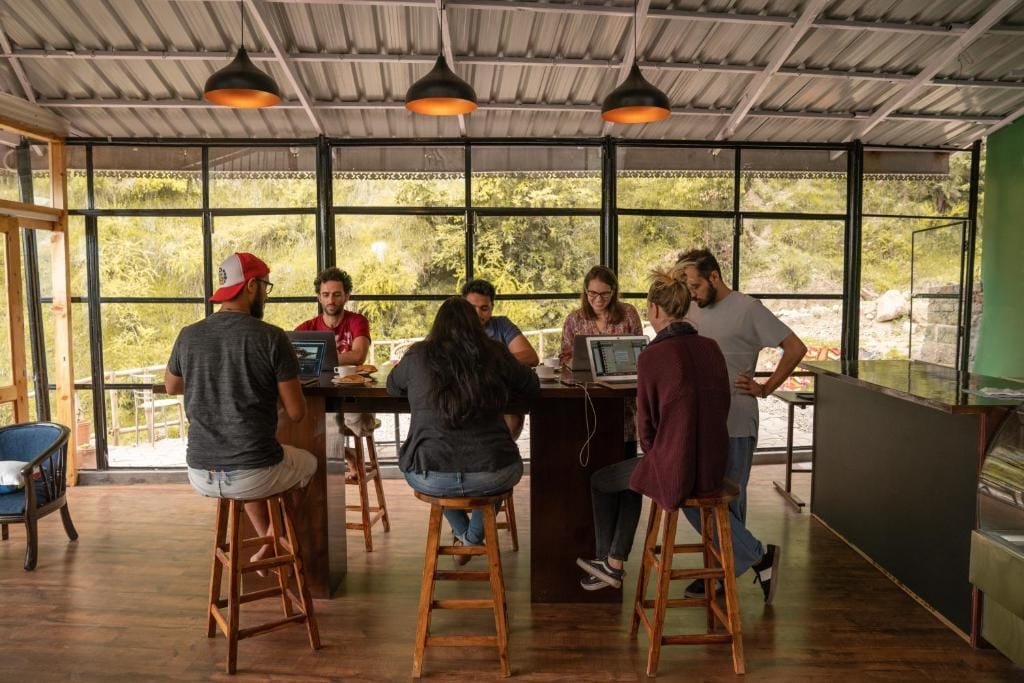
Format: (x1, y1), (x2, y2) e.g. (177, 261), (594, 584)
(576, 267), (731, 590)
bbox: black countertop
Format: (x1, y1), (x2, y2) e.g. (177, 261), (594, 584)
(802, 359), (1024, 414)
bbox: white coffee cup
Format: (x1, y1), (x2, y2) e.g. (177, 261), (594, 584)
(543, 357), (560, 369)
(536, 365), (556, 380)
(334, 365), (357, 377)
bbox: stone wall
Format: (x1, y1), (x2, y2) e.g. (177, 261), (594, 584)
(911, 283), (983, 366)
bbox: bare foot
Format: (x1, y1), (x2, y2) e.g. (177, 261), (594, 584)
(250, 542), (273, 577)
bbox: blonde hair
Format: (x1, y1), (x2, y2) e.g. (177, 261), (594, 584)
(647, 266), (691, 320)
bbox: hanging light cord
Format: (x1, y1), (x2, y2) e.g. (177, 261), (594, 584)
(633, 0), (638, 61)
(240, 1), (246, 50)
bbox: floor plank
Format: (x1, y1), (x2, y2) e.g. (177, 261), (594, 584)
(0, 465), (1020, 681)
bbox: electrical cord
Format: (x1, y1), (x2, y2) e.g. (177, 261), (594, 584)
(578, 381), (598, 468)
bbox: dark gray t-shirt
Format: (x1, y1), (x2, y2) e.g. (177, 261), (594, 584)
(167, 311), (299, 470)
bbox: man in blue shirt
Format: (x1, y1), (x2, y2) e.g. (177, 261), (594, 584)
(462, 279), (539, 439)
(462, 279), (539, 366)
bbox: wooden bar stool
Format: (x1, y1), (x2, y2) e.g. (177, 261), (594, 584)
(412, 491), (511, 678)
(206, 491), (321, 674)
(630, 479), (744, 677)
(495, 491), (519, 551)
(344, 425), (391, 551)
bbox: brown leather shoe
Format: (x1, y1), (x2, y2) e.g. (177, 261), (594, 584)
(452, 537), (472, 566)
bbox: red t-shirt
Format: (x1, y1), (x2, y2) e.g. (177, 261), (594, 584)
(295, 311), (371, 354)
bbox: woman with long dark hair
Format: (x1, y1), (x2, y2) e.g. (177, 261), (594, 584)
(387, 297), (540, 551)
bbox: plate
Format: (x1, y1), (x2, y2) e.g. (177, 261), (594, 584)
(332, 376), (374, 386)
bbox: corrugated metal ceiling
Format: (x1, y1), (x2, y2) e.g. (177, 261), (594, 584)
(0, 0), (1021, 146)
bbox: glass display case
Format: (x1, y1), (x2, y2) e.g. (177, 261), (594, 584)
(972, 407), (1024, 666)
(978, 408), (1024, 550)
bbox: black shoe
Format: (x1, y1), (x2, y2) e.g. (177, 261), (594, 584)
(576, 557), (624, 589)
(683, 579), (724, 599)
(753, 544), (780, 604)
(580, 574), (613, 591)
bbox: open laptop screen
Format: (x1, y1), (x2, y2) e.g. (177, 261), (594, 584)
(586, 335), (648, 381)
(286, 331), (339, 378)
(291, 340), (327, 378)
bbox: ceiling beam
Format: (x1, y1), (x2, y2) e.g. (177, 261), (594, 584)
(34, 97), (1002, 125)
(968, 102), (1024, 143)
(0, 22), (36, 103)
(9, 47), (1024, 91)
(169, 0), (1024, 36)
(437, 0), (467, 136)
(846, 0), (1024, 142)
(715, 0), (829, 141)
(602, 0), (651, 136)
(243, 0), (323, 133)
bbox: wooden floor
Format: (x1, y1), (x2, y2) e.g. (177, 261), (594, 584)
(1, 465), (1020, 682)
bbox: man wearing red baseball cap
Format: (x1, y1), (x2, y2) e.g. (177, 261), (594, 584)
(165, 252), (316, 566)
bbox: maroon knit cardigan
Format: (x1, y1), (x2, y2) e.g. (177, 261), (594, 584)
(629, 324), (731, 510)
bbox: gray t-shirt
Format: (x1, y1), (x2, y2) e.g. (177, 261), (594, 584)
(484, 316), (523, 347)
(685, 291), (793, 438)
(167, 311), (299, 470)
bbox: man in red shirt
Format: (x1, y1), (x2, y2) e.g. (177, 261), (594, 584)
(295, 267), (371, 365)
(296, 267), (374, 479)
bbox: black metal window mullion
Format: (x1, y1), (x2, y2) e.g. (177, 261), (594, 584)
(202, 146), (214, 317)
(17, 140), (51, 421)
(316, 135), (332, 272)
(842, 140), (863, 362)
(732, 148), (742, 290)
(960, 139), (982, 377)
(464, 142), (473, 282)
(84, 144), (110, 469)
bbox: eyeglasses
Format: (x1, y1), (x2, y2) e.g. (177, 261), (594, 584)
(256, 278), (274, 295)
(586, 289), (613, 300)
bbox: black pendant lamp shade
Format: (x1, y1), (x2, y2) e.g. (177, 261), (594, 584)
(203, 4), (281, 109)
(405, 55), (478, 116)
(601, 62), (670, 124)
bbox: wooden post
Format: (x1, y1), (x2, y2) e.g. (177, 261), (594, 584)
(0, 216), (28, 421)
(48, 140), (76, 484)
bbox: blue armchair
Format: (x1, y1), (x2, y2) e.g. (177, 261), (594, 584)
(0, 422), (77, 570)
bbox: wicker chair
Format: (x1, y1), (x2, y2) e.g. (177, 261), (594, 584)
(0, 422), (77, 570)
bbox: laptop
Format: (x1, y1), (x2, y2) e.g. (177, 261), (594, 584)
(585, 335), (648, 384)
(286, 331), (339, 386)
(570, 334), (597, 371)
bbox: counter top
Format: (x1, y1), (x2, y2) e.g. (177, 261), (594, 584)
(802, 359), (1024, 414)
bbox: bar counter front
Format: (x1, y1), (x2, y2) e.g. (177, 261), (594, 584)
(803, 359), (1023, 644)
(276, 368), (633, 603)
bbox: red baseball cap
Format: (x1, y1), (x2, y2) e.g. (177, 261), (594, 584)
(210, 252), (270, 302)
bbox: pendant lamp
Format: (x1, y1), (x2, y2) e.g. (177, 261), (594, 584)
(204, 3), (281, 108)
(405, 0), (477, 116)
(601, 1), (670, 124)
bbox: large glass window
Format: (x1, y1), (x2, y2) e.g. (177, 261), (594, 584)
(32, 139), (977, 470)
(473, 146), (601, 209)
(617, 146), (734, 211)
(92, 146), (202, 209)
(333, 145), (464, 207)
(741, 149), (847, 214)
(210, 147), (317, 209)
(618, 216), (733, 293)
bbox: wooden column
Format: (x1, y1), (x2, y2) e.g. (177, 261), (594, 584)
(48, 140), (76, 484)
(0, 215), (28, 421)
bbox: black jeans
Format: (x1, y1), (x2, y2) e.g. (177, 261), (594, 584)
(590, 441), (642, 562)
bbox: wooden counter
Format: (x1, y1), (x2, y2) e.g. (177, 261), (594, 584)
(803, 360), (1023, 644)
(281, 368), (636, 603)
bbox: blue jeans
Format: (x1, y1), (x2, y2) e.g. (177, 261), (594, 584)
(684, 436), (764, 575)
(404, 461), (523, 545)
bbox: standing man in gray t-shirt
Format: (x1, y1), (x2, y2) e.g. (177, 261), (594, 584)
(166, 252), (317, 566)
(678, 248), (807, 605)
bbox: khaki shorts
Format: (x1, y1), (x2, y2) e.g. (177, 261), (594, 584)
(188, 445), (317, 500)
